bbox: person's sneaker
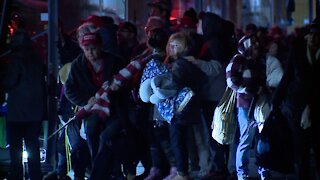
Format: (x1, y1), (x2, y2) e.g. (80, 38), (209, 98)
(176, 88), (194, 113)
(59, 176), (71, 180)
(162, 167), (177, 180)
(43, 172), (58, 180)
(227, 171), (237, 180)
(196, 169), (209, 179)
(126, 173), (137, 180)
(260, 175), (272, 180)
(188, 170), (199, 179)
(144, 167), (162, 180)
(171, 174), (190, 180)
(237, 174), (250, 180)
(135, 171), (148, 180)
(74, 177), (85, 180)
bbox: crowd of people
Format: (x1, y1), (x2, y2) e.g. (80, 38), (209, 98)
(1, 0), (320, 180)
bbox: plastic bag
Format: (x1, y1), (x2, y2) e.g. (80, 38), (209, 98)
(212, 87), (237, 144)
(254, 94), (271, 133)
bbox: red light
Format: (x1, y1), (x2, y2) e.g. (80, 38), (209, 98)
(8, 25), (14, 36)
(170, 16), (177, 21)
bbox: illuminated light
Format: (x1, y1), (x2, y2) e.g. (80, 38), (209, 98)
(21, 148), (46, 163)
(23, 150), (28, 163)
(40, 148), (46, 163)
(8, 25), (14, 36)
(170, 16), (177, 21)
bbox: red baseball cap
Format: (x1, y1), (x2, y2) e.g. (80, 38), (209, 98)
(81, 15), (103, 27)
(80, 32), (102, 46)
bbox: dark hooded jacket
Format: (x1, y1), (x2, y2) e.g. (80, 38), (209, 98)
(4, 29), (46, 122)
(64, 52), (122, 107)
(200, 12), (236, 63)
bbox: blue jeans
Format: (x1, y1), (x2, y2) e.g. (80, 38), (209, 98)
(169, 123), (190, 176)
(150, 122), (176, 169)
(236, 107), (269, 178)
(67, 120), (90, 179)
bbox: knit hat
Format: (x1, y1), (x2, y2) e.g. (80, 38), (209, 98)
(81, 15), (103, 27)
(238, 34), (258, 55)
(268, 25), (284, 40)
(80, 32), (102, 46)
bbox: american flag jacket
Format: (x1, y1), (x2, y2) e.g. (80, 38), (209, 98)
(226, 54), (266, 108)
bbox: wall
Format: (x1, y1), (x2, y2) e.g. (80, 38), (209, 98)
(292, 0), (313, 26)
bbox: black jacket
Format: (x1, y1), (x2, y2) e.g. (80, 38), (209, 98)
(171, 58), (207, 125)
(4, 29), (45, 122)
(65, 52), (123, 107)
(272, 36), (320, 123)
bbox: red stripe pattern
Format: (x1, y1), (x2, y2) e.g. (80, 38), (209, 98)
(75, 55), (151, 120)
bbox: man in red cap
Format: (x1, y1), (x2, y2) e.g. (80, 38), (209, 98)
(64, 32), (126, 179)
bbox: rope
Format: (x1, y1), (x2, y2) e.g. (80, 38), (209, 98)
(65, 126), (72, 174)
(65, 106), (78, 174)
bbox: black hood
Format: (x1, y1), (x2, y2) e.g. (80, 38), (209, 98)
(201, 12), (224, 39)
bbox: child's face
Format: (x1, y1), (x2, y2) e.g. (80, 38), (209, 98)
(268, 42), (278, 56)
(168, 39), (184, 57)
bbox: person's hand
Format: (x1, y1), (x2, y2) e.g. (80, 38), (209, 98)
(88, 96), (97, 105)
(301, 105), (311, 129)
(102, 81), (109, 89)
(110, 81), (120, 91)
(184, 56), (197, 64)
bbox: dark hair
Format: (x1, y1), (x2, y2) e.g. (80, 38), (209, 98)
(118, 21), (137, 36)
(100, 15), (114, 25)
(245, 23), (258, 34)
(198, 11), (205, 20)
(147, 28), (168, 51)
(183, 8), (198, 24)
(200, 12), (224, 38)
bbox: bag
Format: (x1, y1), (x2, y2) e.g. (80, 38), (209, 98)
(211, 87), (237, 145)
(255, 108), (294, 173)
(254, 94), (271, 133)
